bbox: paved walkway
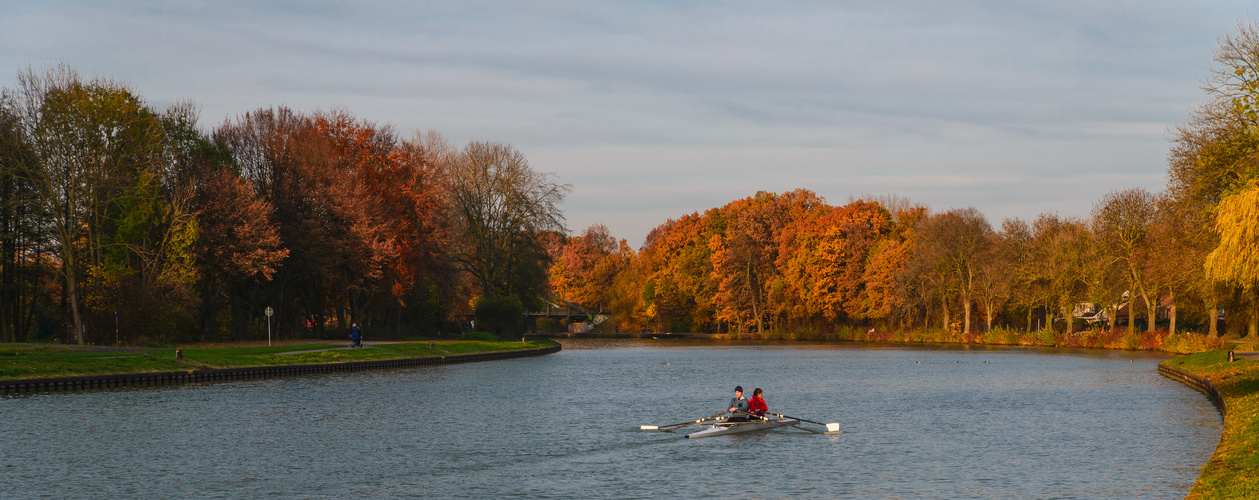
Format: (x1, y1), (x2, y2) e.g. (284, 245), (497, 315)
(274, 340), (416, 355)
(0, 343), (146, 353)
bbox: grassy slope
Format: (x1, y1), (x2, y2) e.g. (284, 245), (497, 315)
(0, 339), (557, 380)
(1165, 350), (1259, 499)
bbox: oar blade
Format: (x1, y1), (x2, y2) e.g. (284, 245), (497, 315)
(825, 423), (841, 433)
(639, 425), (659, 430)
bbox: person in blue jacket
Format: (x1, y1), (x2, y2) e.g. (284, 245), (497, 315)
(350, 323), (361, 348)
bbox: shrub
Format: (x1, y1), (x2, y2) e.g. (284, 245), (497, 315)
(473, 295), (524, 337)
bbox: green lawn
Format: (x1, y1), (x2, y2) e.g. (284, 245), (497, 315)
(1164, 350), (1259, 499)
(0, 339), (557, 380)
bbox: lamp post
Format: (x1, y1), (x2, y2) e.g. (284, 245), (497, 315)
(265, 306), (274, 346)
(114, 310), (119, 350)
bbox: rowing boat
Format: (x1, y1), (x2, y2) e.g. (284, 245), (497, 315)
(684, 417), (799, 439)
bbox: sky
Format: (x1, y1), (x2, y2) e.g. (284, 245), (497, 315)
(1, 1), (1254, 246)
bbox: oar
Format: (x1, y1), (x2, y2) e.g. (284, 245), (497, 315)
(640, 411), (729, 431)
(658, 412), (729, 432)
(763, 412), (841, 433)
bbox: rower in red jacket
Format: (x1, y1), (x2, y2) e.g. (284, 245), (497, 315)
(747, 388), (767, 417)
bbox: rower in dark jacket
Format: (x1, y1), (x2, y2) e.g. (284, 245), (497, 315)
(727, 386), (749, 421)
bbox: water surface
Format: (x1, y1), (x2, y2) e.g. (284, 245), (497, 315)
(0, 340), (1222, 498)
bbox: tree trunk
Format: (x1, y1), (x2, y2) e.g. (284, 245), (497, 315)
(941, 296), (950, 332)
(962, 297), (971, 335)
(1133, 288), (1143, 335)
(1143, 290), (1157, 333)
(1208, 300), (1218, 337)
(1026, 308), (1032, 333)
(1250, 289), (1258, 339)
(67, 278), (85, 345)
(1044, 305), (1052, 333)
(985, 299), (994, 332)
(1168, 290), (1176, 335)
(1062, 304), (1072, 334)
(1107, 305), (1116, 332)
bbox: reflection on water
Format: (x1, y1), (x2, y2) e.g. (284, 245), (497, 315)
(0, 340), (1221, 499)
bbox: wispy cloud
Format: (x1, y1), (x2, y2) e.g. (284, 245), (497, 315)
(1, 0), (1250, 244)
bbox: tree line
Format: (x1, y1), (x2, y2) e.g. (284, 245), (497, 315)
(4, 22), (1258, 345)
(546, 23), (1259, 339)
(0, 64), (565, 344)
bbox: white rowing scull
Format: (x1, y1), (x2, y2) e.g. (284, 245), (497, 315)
(684, 417), (800, 439)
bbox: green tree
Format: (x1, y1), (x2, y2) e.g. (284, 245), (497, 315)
(0, 95), (43, 342)
(7, 65), (165, 344)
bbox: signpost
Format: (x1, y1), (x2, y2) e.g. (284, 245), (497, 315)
(265, 307), (274, 346)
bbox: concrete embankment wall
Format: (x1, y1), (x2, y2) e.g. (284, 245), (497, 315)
(0, 344), (561, 395)
(533, 332), (722, 339)
(1158, 364), (1227, 416)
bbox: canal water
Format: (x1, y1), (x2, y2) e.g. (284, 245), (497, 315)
(0, 340), (1222, 499)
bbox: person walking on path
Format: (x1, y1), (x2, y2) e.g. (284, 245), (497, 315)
(726, 386), (749, 421)
(747, 388), (767, 418)
(350, 323), (362, 348)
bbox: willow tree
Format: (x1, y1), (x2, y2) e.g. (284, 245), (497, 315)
(447, 142), (567, 333)
(1205, 181), (1259, 337)
(1168, 22), (1259, 336)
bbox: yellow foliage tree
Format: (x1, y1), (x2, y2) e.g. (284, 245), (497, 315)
(1205, 180), (1259, 336)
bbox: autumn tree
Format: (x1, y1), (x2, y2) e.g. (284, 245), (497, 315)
(913, 208), (992, 334)
(1030, 214), (1091, 333)
(640, 212), (719, 333)
(447, 141), (567, 334)
(6, 65), (172, 344)
(1168, 21), (1259, 337)
(998, 218), (1042, 332)
(549, 224), (622, 310)
(872, 204), (927, 328)
(974, 229), (1016, 332)
(1205, 181), (1259, 337)
(807, 200), (892, 324)
(711, 191), (817, 335)
(1092, 188), (1158, 334)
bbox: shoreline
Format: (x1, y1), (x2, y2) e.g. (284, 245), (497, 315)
(0, 340), (561, 394)
(1159, 350), (1258, 499)
(540, 327), (1225, 355)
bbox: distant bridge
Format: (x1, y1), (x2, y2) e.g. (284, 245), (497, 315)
(525, 294), (607, 322)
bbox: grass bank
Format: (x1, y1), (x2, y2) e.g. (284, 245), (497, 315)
(0, 339), (558, 381)
(1163, 350), (1259, 499)
(714, 326), (1226, 354)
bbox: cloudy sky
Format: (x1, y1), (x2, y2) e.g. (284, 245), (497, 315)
(1, 1), (1253, 246)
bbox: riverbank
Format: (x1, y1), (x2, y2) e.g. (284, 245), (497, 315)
(1161, 350), (1259, 499)
(0, 339), (559, 385)
(558, 326), (1226, 354)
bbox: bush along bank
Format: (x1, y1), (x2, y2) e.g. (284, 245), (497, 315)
(707, 326), (1227, 354)
(1162, 350), (1259, 499)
